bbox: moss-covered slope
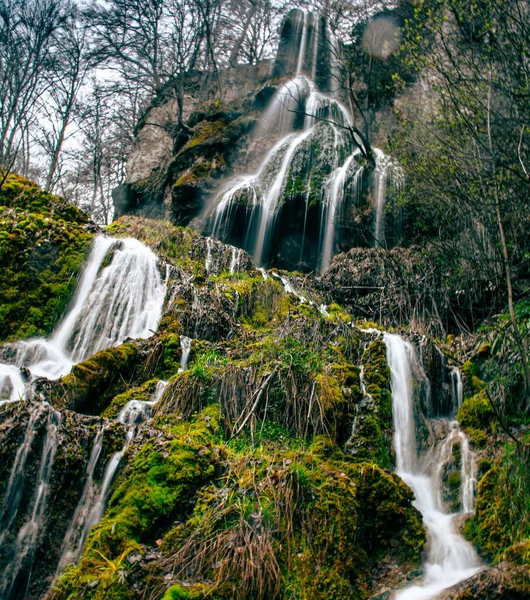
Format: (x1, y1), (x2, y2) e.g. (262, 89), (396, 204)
(0, 173), (93, 341)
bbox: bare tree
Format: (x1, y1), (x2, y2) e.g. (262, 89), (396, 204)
(0, 0), (65, 167)
(38, 3), (91, 192)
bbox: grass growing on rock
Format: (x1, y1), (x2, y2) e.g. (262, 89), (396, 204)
(153, 435), (425, 600)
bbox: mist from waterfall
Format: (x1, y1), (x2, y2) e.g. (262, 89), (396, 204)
(385, 333), (482, 599)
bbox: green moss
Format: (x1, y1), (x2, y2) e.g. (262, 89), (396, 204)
(464, 427), (489, 447)
(53, 407), (222, 599)
(158, 441), (424, 600)
(163, 584), (208, 600)
(50, 343), (140, 414)
(458, 393), (495, 431)
(0, 174), (93, 340)
(343, 339), (394, 467)
(362, 340), (390, 390)
(464, 444), (530, 564)
(174, 160), (217, 188)
(446, 469), (462, 512)
(187, 120), (227, 149)
(349, 415), (391, 468)
(0, 172), (89, 222)
(504, 540), (530, 566)
(101, 379), (159, 419)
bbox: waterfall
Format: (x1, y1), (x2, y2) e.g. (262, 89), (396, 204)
(319, 153), (362, 273)
(385, 333), (482, 599)
(209, 78), (395, 270)
(373, 149), (402, 249)
(450, 367), (464, 409)
(0, 234), (167, 596)
(0, 408), (61, 598)
(229, 247), (243, 274)
(76, 379), (168, 541)
(1, 235), (166, 393)
(55, 427), (104, 572)
(0, 407), (44, 548)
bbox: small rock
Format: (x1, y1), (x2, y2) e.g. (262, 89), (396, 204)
(88, 579), (100, 589)
(127, 551), (142, 564)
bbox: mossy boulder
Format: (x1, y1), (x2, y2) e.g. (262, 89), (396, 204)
(0, 173), (93, 340)
(458, 392), (496, 432)
(101, 379), (160, 420)
(51, 406), (222, 600)
(464, 444), (530, 564)
(155, 439), (424, 600)
(50, 343), (142, 414)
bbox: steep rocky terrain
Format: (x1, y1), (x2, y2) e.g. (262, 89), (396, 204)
(0, 174), (528, 599)
(1, 3), (529, 600)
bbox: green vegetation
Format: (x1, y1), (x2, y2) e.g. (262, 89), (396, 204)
(0, 173), (92, 340)
(153, 433), (424, 600)
(52, 406), (221, 600)
(464, 442), (530, 565)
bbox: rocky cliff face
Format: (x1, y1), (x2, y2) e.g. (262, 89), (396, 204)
(114, 8), (412, 274)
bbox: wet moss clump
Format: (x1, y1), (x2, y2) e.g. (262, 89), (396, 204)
(346, 339), (393, 468)
(458, 392), (496, 432)
(155, 442), (425, 600)
(101, 379), (160, 419)
(464, 442), (530, 565)
(0, 173), (93, 341)
(50, 343), (141, 414)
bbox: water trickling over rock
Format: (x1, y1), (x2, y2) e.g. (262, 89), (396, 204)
(0, 408), (61, 599)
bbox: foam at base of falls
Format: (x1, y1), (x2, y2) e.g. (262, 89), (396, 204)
(385, 333), (482, 599)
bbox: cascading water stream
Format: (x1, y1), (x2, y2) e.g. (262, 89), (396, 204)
(0, 234), (166, 598)
(0, 408), (61, 598)
(385, 333), (482, 599)
(0, 365), (26, 404)
(179, 337), (192, 372)
(55, 427), (104, 573)
(207, 10), (400, 272)
(251, 129), (313, 264)
(373, 150), (402, 249)
(54, 379), (168, 579)
(0, 235), (167, 391)
(0, 407), (44, 548)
